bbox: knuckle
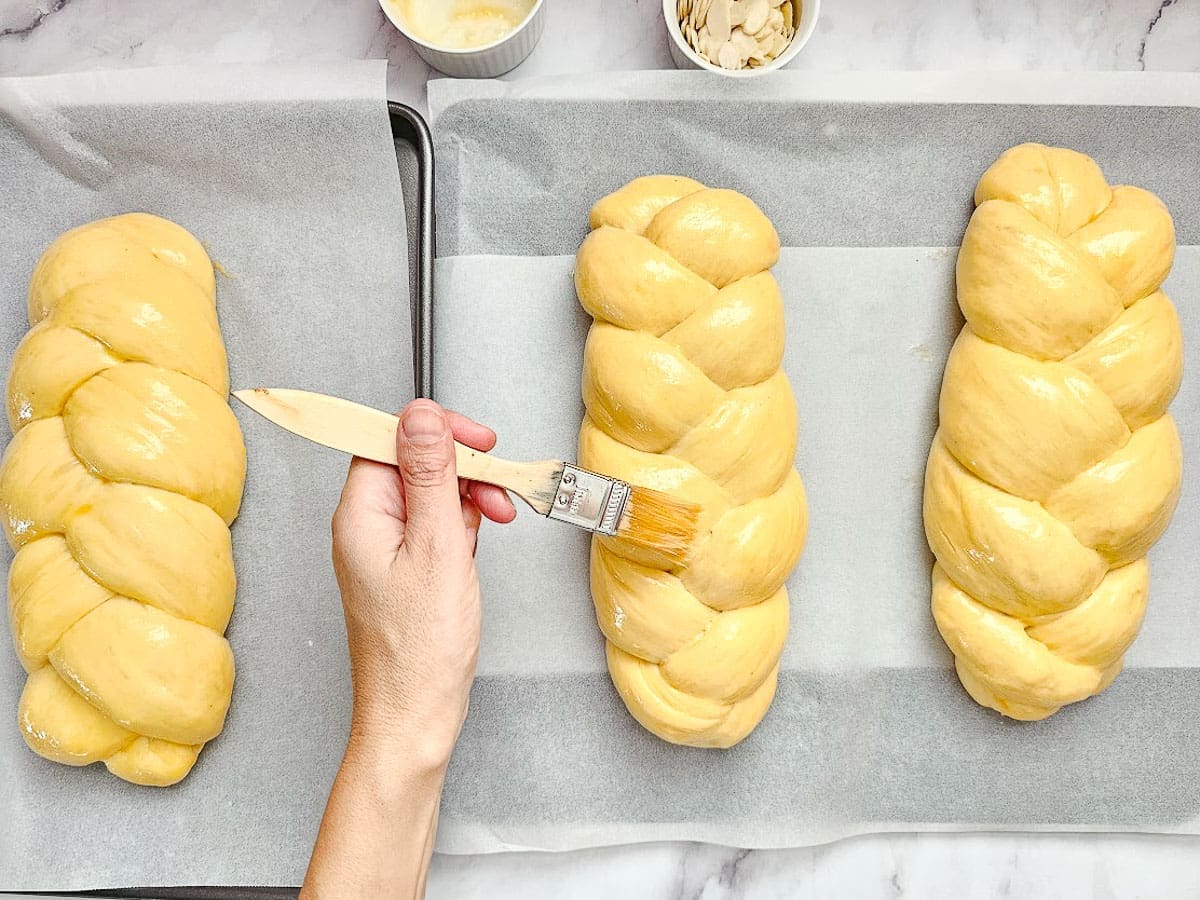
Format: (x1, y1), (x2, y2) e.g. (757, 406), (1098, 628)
(331, 500), (351, 537)
(401, 449), (453, 487)
(330, 510), (356, 559)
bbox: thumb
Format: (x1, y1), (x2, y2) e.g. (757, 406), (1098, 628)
(395, 400), (463, 551)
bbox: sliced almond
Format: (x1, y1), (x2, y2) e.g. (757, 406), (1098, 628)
(717, 40), (741, 69)
(731, 27), (758, 58)
(771, 30), (790, 56)
(779, 1), (793, 29)
(706, 0), (732, 43)
(742, 0), (769, 34)
(728, 0), (747, 26)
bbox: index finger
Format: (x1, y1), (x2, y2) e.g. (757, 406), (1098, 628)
(446, 410), (517, 523)
(446, 410), (497, 452)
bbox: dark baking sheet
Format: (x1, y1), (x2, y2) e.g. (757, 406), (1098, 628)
(1, 100), (433, 900)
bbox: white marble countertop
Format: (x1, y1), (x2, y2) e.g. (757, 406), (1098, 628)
(3, 1), (1200, 897)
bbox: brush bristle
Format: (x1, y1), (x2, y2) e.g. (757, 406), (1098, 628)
(615, 486), (701, 567)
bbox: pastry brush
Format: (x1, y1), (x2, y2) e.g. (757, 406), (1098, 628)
(233, 388), (700, 565)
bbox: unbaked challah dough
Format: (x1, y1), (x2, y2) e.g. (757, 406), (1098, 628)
(576, 176), (807, 748)
(2, 213), (246, 785)
(925, 144), (1183, 721)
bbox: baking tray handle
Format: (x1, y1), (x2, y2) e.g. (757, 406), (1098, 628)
(388, 101), (435, 400)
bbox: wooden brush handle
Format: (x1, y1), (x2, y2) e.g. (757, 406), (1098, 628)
(454, 443), (561, 515)
(455, 442), (529, 487)
(232, 389), (562, 515)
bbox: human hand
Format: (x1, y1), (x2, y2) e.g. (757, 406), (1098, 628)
(305, 401), (515, 898)
(330, 399), (516, 763)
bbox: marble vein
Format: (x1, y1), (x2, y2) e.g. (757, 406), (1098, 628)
(711, 848), (751, 895)
(1140, 0), (1182, 66)
(0, 0), (72, 38)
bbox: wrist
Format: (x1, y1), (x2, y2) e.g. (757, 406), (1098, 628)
(347, 663), (471, 768)
(347, 711), (460, 774)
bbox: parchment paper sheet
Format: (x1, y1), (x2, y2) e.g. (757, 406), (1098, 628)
(0, 62), (411, 891)
(427, 72), (1200, 853)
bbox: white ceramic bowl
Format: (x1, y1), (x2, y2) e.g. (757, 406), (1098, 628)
(379, 0), (545, 78)
(663, 0), (821, 77)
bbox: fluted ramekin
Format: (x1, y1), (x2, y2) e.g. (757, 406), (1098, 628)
(380, 0), (545, 78)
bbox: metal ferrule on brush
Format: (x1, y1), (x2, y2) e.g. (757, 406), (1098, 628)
(546, 464), (630, 536)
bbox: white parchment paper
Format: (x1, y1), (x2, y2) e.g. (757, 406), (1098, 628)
(427, 72), (1200, 853)
(0, 62), (411, 891)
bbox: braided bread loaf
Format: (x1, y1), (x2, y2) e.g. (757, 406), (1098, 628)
(575, 177), (807, 748)
(1, 213), (246, 785)
(925, 144), (1184, 721)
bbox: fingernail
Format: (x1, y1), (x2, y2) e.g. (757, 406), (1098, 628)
(402, 405), (446, 444)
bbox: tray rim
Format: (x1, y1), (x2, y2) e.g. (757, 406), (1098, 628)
(388, 100), (436, 400)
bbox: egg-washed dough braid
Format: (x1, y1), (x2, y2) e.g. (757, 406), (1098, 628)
(1, 213), (246, 785)
(925, 144), (1184, 721)
(575, 177), (808, 748)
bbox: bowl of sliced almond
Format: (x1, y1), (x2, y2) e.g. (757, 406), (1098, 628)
(664, 0), (820, 76)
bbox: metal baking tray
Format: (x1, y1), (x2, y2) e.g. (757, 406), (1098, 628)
(7, 100), (434, 900)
